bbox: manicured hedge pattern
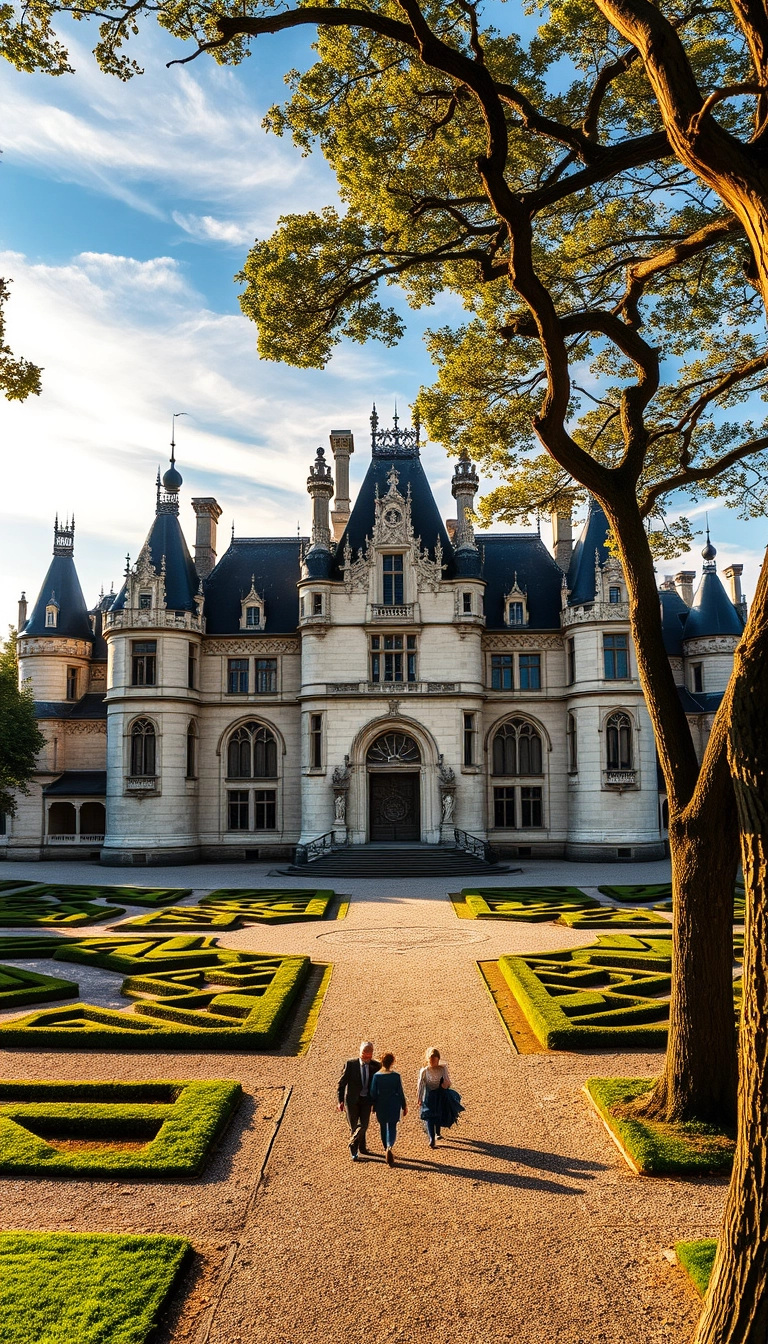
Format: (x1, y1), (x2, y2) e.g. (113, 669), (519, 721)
(0, 964), (78, 1009)
(598, 884), (672, 903)
(461, 887), (596, 921)
(675, 1240), (718, 1297)
(0, 1231), (191, 1344)
(0, 936), (310, 1049)
(558, 907), (670, 928)
(0, 881), (36, 893)
(498, 934), (675, 1048)
(114, 889), (335, 930)
(0, 936), (72, 958)
(0, 890), (124, 927)
(585, 1078), (735, 1174)
(0, 1079), (241, 1176)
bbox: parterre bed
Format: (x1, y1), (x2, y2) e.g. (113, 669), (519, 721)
(112, 889), (337, 930)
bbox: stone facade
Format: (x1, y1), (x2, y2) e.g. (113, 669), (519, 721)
(5, 413), (746, 865)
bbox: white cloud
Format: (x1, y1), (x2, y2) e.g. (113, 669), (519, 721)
(171, 212), (256, 246)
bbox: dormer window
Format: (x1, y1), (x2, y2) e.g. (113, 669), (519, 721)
(609, 586), (622, 604)
(239, 578), (265, 631)
(139, 593), (152, 610)
(45, 592), (59, 629)
(503, 577), (528, 628)
(382, 554), (404, 605)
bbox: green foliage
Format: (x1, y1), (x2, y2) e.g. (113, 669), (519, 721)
(0, 937), (311, 1048)
(116, 888), (335, 929)
(498, 934), (675, 1048)
(585, 1078), (735, 1174)
(462, 886), (595, 921)
(39, 886), (191, 907)
(558, 907), (670, 928)
(0, 1079), (241, 1176)
(0, 889), (123, 926)
(0, 963), (77, 1007)
(0, 935), (71, 957)
(0, 280), (42, 401)
(675, 1240), (719, 1296)
(0, 1232), (190, 1344)
(0, 880), (35, 893)
(598, 884), (673, 903)
(0, 630), (46, 818)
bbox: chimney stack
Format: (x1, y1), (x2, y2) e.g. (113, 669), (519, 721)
(551, 510), (573, 570)
(674, 570), (696, 607)
(17, 592), (27, 631)
(723, 564), (748, 620)
(451, 450), (479, 549)
(329, 430), (354, 542)
(191, 497), (223, 578)
(307, 447), (334, 551)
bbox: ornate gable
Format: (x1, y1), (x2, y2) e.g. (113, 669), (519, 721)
(342, 467), (445, 595)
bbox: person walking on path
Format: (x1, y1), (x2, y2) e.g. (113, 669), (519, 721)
(370, 1052), (407, 1167)
(417, 1048), (464, 1149)
(337, 1041), (381, 1161)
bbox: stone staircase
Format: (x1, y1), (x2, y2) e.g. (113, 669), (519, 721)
(279, 844), (513, 878)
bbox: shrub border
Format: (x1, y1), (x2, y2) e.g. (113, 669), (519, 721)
(0, 964), (79, 1009)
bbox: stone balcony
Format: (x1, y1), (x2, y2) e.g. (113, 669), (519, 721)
(327, 680), (459, 695)
(104, 608), (204, 633)
(125, 775), (158, 793)
(603, 769), (637, 789)
(370, 604), (414, 621)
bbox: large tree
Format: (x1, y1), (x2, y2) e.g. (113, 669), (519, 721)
(0, 279), (41, 402)
(0, 630), (45, 818)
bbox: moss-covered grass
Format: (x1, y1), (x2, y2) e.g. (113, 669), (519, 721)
(0, 937), (311, 1049)
(462, 886), (596, 921)
(0, 964), (78, 1008)
(598, 883), (672, 902)
(0, 1231), (191, 1344)
(558, 907), (670, 928)
(0, 1079), (241, 1176)
(497, 934), (674, 1048)
(675, 1240), (718, 1296)
(115, 889), (336, 929)
(585, 1078), (735, 1174)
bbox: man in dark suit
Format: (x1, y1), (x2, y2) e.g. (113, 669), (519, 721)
(337, 1041), (381, 1160)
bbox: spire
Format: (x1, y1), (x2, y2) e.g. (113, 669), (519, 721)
(307, 445), (334, 551)
(370, 403), (420, 458)
(701, 516), (717, 569)
(451, 447), (479, 550)
(53, 514), (75, 557)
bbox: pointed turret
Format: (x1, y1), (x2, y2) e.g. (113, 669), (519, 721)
(109, 447), (198, 615)
(22, 517), (93, 641)
(684, 533), (744, 639)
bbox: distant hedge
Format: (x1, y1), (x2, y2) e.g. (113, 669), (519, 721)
(0, 964), (78, 1008)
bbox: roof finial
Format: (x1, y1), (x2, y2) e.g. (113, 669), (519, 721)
(393, 400), (399, 429)
(124, 553), (131, 578)
(231, 520), (235, 541)
(702, 514), (717, 567)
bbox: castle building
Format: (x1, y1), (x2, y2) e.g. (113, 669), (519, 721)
(5, 409), (746, 866)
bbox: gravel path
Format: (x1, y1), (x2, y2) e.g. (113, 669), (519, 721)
(0, 859), (723, 1342)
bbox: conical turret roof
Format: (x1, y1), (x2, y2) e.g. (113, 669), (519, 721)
(23, 518), (94, 641)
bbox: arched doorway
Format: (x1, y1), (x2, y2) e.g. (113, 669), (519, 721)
(366, 732), (421, 841)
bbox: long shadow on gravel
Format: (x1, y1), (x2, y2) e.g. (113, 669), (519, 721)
(364, 1152), (591, 1193)
(454, 1137), (607, 1179)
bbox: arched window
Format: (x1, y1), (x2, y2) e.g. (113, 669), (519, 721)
(226, 722), (277, 779)
(186, 721), (198, 779)
(366, 732), (421, 765)
(606, 712), (633, 770)
(492, 719), (542, 775)
(130, 719), (156, 776)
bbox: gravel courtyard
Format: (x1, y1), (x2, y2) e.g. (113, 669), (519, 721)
(0, 857), (725, 1343)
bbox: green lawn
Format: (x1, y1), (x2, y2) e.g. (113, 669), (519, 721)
(676, 1239), (718, 1296)
(585, 1078), (734, 1174)
(0, 1232), (190, 1344)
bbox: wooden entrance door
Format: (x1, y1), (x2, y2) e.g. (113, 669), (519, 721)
(368, 773), (420, 842)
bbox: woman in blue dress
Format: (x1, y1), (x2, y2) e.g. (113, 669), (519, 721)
(369, 1051), (407, 1167)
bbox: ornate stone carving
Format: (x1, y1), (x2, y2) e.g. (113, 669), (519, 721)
(18, 638), (92, 658)
(203, 638), (299, 656)
(63, 720), (107, 735)
(341, 467), (445, 596)
(683, 635), (741, 654)
(342, 538), (373, 594)
(482, 633), (562, 650)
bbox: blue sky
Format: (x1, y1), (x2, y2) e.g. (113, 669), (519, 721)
(0, 15), (765, 631)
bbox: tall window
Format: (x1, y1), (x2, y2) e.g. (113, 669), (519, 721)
(508, 601), (524, 626)
(567, 712), (578, 773)
(254, 790), (277, 829)
(227, 722), (278, 778)
(492, 719), (543, 775)
(255, 658), (277, 694)
(520, 786), (543, 827)
(312, 593), (324, 615)
(310, 713), (323, 769)
(382, 554), (404, 605)
(227, 658), (249, 694)
(66, 667), (78, 701)
(691, 663), (703, 693)
(228, 790), (249, 830)
(609, 585), (622, 604)
(606, 712), (633, 770)
(131, 641), (157, 686)
(491, 654), (513, 691)
(463, 712), (476, 768)
(519, 654), (541, 690)
(462, 592), (472, 614)
(139, 592), (152, 610)
(186, 721), (198, 779)
(493, 787), (516, 827)
(566, 638), (576, 685)
(188, 643), (198, 690)
(603, 633), (629, 679)
(130, 719), (156, 776)
(370, 634), (416, 683)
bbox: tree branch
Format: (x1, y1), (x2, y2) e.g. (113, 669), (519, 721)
(641, 434), (768, 514)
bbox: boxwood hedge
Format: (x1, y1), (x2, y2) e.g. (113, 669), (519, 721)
(115, 889), (336, 930)
(462, 887), (596, 921)
(0, 1079), (241, 1176)
(0, 964), (78, 1009)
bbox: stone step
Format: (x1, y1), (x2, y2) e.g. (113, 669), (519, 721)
(278, 846), (512, 878)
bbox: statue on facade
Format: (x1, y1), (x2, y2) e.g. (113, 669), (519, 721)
(441, 791), (455, 824)
(334, 790), (347, 823)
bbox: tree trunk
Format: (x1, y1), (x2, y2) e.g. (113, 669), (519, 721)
(692, 551), (768, 1344)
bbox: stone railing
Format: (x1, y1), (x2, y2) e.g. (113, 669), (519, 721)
(370, 604), (414, 620)
(125, 775), (157, 793)
(104, 609), (204, 633)
(561, 600), (629, 627)
(328, 680), (459, 695)
(604, 769), (637, 788)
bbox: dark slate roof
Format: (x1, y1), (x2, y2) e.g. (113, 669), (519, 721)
(330, 454), (456, 579)
(43, 770), (106, 796)
(24, 553), (94, 642)
(88, 591), (115, 661)
(566, 498), (611, 606)
(109, 511), (199, 614)
(203, 538), (305, 635)
(684, 570), (744, 640)
(481, 534), (564, 630)
(677, 686), (725, 715)
(659, 588), (690, 655)
(34, 694), (107, 721)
